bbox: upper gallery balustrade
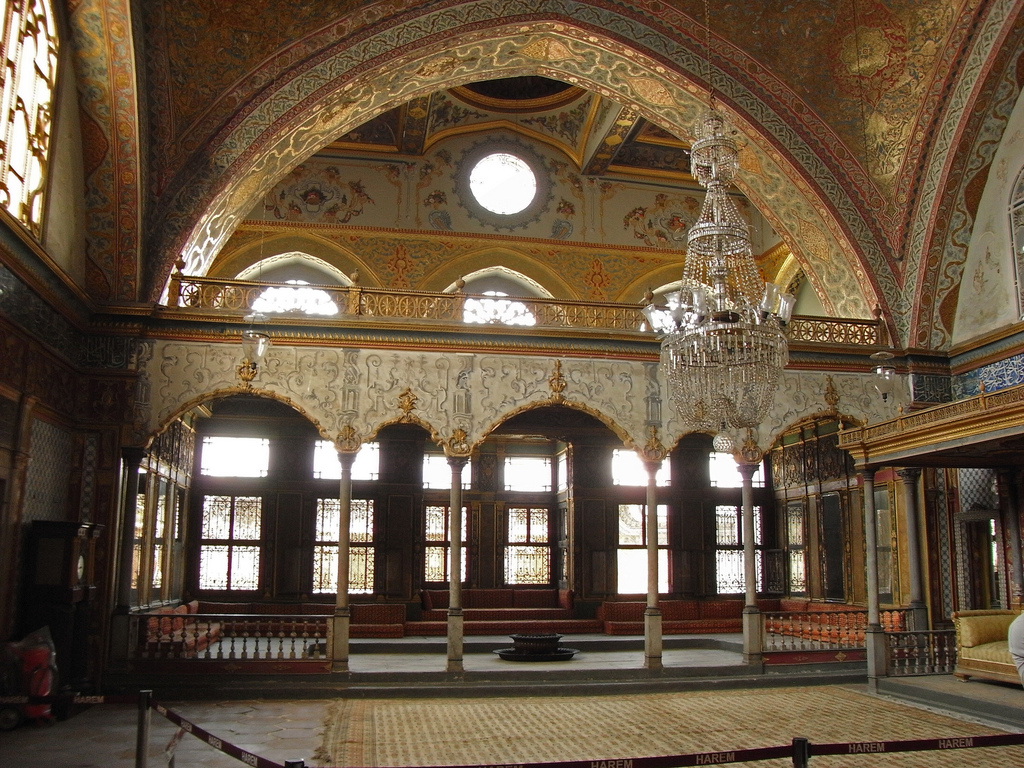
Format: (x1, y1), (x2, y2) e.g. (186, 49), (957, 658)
(164, 272), (882, 348)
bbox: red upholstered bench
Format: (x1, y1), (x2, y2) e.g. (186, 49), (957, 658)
(419, 588), (574, 622)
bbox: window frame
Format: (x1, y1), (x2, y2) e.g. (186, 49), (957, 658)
(0, 0), (59, 235)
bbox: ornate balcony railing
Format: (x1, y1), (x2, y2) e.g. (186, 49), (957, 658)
(838, 381), (1024, 464)
(165, 273), (883, 345)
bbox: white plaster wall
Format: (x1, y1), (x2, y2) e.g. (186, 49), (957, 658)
(952, 89), (1024, 345)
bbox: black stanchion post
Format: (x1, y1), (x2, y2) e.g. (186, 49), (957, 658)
(792, 737), (810, 768)
(136, 690), (152, 768)
(284, 761), (305, 768)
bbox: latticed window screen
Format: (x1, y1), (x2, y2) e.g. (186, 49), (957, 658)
(786, 500), (807, 594)
(0, 0), (57, 234)
(616, 504), (669, 594)
(1010, 169), (1024, 316)
(198, 495), (262, 590)
(313, 498), (375, 593)
(423, 504), (467, 582)
(505, 506), (550, 584)
(131, 483), (146, 591)
(715, 504), (763, 593)
(874, 487), (893, 600)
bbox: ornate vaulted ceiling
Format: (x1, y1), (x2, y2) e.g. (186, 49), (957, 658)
(65, 0), (1024, 352)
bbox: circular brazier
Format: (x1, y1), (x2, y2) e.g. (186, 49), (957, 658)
(510, 633), (562, 654)
(493, 633), (579, 662)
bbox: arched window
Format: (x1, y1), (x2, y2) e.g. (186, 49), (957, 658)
(237, 252), (349, 316)
(454, 267), (550, 327)
(1009, 168), (1024, 317)
(0, 0), (58, 234)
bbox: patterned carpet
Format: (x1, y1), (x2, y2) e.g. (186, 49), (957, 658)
(319, 685), (1024, 767)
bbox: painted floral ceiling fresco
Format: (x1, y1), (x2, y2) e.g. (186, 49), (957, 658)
(65, 0), (1021, 352)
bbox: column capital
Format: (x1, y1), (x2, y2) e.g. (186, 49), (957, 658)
(736, 461), (759, 480)
(896, 467), (921, 482)
(447, 453), (470, 472)
(122, 446), (146, 467)
(335, 424), (362, 454)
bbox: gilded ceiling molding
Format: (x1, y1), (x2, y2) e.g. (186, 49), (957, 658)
(142, 5), (883, 330)
(905, 0), (1022, 349)
(67, 0), (141, 302)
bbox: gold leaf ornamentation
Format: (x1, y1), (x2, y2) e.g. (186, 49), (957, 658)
(518, 37), (579, 62)
(549, 360), (567, 400)
(398, 387), (418, 418)
(630, 77), (675, 107)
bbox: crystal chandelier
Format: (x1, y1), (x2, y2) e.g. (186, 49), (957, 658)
(643, 106), (793, 433)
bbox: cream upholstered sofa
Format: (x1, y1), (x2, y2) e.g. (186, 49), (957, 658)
(952, 609), (1021, 685)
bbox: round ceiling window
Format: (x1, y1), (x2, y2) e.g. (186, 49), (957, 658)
(455, 138), (552, 231)
(469, 152), (537, 215)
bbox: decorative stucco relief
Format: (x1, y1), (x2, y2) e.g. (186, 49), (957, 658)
(141, 339), (655, 450)
(748, 370), (907, 453)
(139, 338), (899, 465)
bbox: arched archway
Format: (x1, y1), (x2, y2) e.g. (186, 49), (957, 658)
(147, 8), (886, 329)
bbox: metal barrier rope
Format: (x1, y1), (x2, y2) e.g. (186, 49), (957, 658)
(139, 691), (304, 768)
(132, 690), (1024, 768)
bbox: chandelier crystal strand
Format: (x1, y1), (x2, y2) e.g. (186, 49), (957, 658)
(648, 105), (791, 434)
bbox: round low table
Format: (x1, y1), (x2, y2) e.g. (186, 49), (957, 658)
(493, 633), (579, 661)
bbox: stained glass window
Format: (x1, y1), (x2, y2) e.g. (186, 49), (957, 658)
(0, 0), (58, 234)
(786, 500), (807, 594)
(423, 504), (467, 583)
(313, 498), (375, 593)
(714, 504), (764, 594)
(504, 506), (550, 584)
(198, 495), (262, 590)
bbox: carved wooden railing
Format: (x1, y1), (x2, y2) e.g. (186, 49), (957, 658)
(131, 612), (330, 665)
(165, 273), (883, 345)
(885, 629), (957, 676)
(762, 608), (909, 653)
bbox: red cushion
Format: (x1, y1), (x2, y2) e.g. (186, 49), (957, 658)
(463, 589), (514, 608)
(512, 589), (558, 608)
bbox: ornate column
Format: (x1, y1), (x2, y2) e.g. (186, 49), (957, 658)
(107, 446), (145, 670)
(861, 467), (885, 690)
(446, 451), (469, 674)
(643, 454), (663, 671)
(639, 427), (667, 671)
(331, 440), (358, 673)
(738, 459), (762, 664)
(897, 468), (927, 629)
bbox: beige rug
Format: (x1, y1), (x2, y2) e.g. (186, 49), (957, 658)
(319, 685), (1024, 767)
